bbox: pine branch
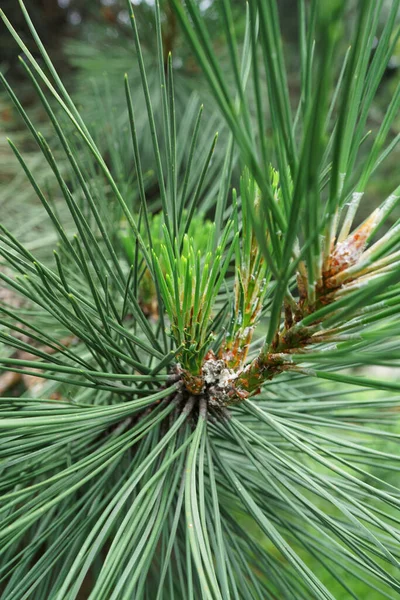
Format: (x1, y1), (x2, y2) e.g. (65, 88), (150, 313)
(1, 1), (400, 598)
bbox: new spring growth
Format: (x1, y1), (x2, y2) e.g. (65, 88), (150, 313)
(165, 173), (400, 406)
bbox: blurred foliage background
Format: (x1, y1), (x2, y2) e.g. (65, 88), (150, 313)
(1, 0), (399, 244)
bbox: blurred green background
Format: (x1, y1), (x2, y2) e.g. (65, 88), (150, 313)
(1, 0), (399, 240)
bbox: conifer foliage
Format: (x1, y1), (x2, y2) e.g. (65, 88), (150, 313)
(1, 1), (400, 598)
